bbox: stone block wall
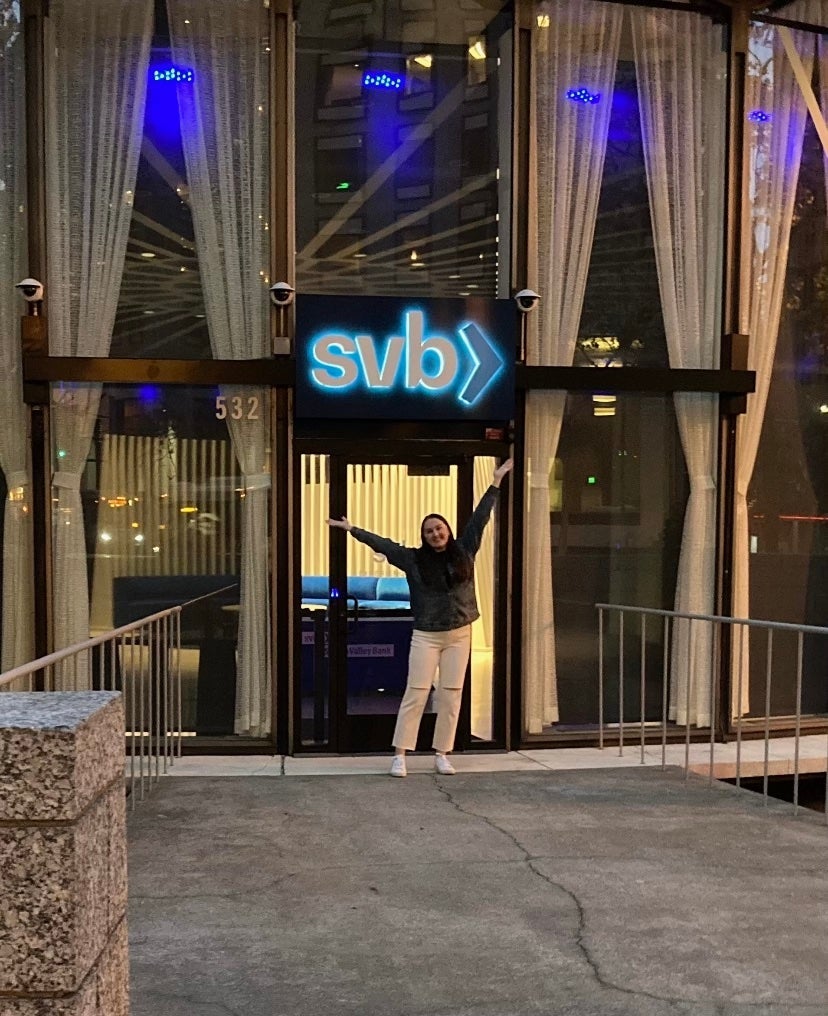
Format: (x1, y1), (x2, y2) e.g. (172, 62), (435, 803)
(0, 693), (128, 1016)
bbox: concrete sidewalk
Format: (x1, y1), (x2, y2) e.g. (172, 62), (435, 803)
(127, 767), (828, 1016)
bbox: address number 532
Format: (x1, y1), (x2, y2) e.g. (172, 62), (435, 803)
(215, 396), (260, 420)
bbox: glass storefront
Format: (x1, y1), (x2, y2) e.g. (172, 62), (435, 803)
(540, 393), (689, 731)
(294, 0), (513, 299)
(6, 0), (828, 750)
(748, 102), (828, 718)
(54, 383), (272, 736)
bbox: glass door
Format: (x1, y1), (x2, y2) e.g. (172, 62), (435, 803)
(335, 459), (463, 752)
(297, 450), (505, 753)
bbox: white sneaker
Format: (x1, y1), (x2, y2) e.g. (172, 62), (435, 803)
(434, 754), (455, 776)
(390, 756), (407, 778)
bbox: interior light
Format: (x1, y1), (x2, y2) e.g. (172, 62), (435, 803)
(468, 40), (486, 61)
(592, 394), (616, 404)
(748, 110), (771, 123)
(587, 476), (597, 485)
(100, 532), (112, 543)
(140, 252), (156, 259)
(335, 181), (351, 190)
(363, 70), (403, 90)
(413, 54), (432, 68)
(134, 534), (145, 544)
(151, 65), (194, 84)
(819, 404), (828, 414)
(537, 14), (550, 27)
(566, 87), (600, 104)
(179, 506), (198, 514)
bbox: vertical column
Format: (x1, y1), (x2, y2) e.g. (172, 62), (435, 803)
(0, 692), (128, 1015)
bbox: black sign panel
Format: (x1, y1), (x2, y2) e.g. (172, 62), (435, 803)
(295, 295), (515, 421)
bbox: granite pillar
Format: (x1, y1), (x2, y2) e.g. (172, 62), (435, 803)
(0, 693), (128, 1016)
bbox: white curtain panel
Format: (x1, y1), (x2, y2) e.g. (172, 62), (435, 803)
(733, 20), (815, 717)
(0, 9), (33, 676)
(168, 0), (272, 736)
(45, 0), (152, 687)
(524, 0), (621, 733)
(631, 9), (726, 726)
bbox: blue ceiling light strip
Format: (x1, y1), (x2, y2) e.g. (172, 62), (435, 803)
(566, 86), (600, 104)
(363, 70), (403, 91)
(152, 65), (195, 84)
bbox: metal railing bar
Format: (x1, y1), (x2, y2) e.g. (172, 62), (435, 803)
(640, 614), (646, 765)
(598, 608), (604, 751)
(139, 630), (147, 801)
(684, 617), (693, 781)
(793, 631), (803, 817)
(595, 603), (828, 638)
(763, 628), (773, 809)
(618, 612), (625, 757)
(154, 619), (161, 782)
(129, 634), (136, 810)
(0, 604), (184, 688)
(735, 623), (744, 788)
(164, 614), (171, 775)
(176, 611), (182, 759)
(709, 621), (719, 787)
(661, 614), (669, 771)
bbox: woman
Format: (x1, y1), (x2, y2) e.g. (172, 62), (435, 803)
(327, 458), (513, 777)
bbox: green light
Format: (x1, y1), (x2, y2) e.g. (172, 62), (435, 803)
(58, 450), (67, 459)
(587, 475), (596, 485)
(335, 181), (351, 190)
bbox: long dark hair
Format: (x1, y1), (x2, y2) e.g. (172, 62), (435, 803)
(414, 513), (473, 586)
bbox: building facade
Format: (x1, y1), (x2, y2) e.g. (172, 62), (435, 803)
(1, 0), (827, 753)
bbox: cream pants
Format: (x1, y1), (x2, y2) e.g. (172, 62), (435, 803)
(392, 626), (471, 753)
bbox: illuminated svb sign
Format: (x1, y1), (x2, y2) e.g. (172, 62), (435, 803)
(296, 296), (515, 421)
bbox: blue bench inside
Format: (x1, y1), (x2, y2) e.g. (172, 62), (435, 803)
(301, 574), (411, 611)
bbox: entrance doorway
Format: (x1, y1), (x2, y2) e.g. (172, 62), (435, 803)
(296, 450), (504, 753)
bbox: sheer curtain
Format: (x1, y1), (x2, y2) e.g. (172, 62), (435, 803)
(0, 8), (33, 676)
(524, 0), (621, 733)
(733, 18), (815, 715)
(46, 0), (152, 686)
(168, 0), (272, 735)
(631, 10), (725, 726)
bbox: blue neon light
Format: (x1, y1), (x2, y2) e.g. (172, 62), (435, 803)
(307, 308), (503, 408)
(137, 385), (162, 403)
(363, 71), (403, 91)
(748, 109), (771, 123)
(152, 65), (194, 84)
(566, 86), (600, 105)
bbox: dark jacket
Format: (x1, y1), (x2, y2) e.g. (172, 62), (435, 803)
(349, 486), (500, 632)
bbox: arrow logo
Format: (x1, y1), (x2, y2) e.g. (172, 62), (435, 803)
(457, 321), (504, 406)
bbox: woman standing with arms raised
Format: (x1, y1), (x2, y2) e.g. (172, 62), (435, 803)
(327, 458), (512, 776)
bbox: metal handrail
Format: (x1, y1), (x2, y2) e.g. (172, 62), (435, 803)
(0, 605), (183, 689)
(597, 602), (828, 825)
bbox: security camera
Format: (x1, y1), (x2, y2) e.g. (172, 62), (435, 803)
(514, 288), (540, 313)
(16, 278), (44, 303)
(269, 281), (295, 307)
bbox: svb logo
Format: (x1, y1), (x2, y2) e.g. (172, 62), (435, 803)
(309, 308), (505, 408)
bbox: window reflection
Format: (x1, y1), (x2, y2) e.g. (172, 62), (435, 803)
(295, 1), (512, 298)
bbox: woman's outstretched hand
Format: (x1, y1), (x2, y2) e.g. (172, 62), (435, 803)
(492, 458), (514, 486)
(326, 516), (352, 532)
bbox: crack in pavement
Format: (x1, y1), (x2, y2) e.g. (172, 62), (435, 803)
(430, 775), (824, 1013)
